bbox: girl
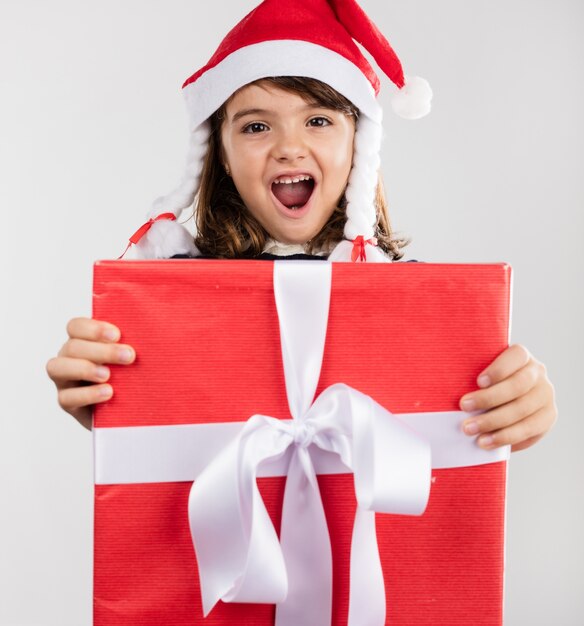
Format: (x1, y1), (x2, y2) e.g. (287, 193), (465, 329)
(46, 0), (556, 450)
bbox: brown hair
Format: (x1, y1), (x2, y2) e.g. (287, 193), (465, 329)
(193, 77), (409, 259)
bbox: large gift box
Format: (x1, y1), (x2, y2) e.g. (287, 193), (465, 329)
(93, 260), (511, 626)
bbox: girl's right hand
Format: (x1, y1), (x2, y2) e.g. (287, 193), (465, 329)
(46, 317), (136, 430)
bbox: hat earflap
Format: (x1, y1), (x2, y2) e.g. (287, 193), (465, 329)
(133, 122), (211, 258)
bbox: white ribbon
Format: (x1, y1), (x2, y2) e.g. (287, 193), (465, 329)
(94, 412), (508, 484)
(93, 261), (510, 624)
(188, 262), (432, 626)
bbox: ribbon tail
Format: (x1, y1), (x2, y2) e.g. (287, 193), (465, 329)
(276, 448), (333, 626)
(348, 508), (386, 626)
(117, 241), (133, 260)
(188, 422), (288, 615)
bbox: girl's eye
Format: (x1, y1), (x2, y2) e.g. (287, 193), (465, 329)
(308, 117), (331, 128)
(243, 122), (268, 134)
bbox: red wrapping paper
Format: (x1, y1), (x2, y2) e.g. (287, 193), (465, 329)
(93, 260), (511, 626)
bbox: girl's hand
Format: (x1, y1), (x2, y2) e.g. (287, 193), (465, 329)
(46, 317), (136, 430)
(459, 344), (557, 452)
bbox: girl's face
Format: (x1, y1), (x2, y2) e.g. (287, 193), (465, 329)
(220, 82), (355, 245)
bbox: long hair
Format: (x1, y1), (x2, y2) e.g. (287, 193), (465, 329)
(194, 77), (409, 259)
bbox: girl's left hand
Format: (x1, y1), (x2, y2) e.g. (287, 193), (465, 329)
(459, 344), (557, 452)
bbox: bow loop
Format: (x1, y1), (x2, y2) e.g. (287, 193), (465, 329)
(351, 235), (379, 262)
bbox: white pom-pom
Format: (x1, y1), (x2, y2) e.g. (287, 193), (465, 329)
(134, 219), (200, 259)
(391, 75), (433, 120)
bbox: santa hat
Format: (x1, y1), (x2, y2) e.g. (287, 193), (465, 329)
(130, 0), (432, 261)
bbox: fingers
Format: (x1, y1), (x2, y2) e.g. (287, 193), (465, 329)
(473, 407), (552, 452)
(473, 344), (531, 389)
(462, 384), (546, 433)
(46, 357), (111, 385)
(47, 317), (136, 427)
(463, 398), (553, 450)
(66, 317), (121, 343)
(58, 382), (113, 412)
(459, 344), (557, 452)
(509, 434), (545, 453)
(57, 338), (135, 365)
(58, 318), (134, 364)
(460, 359), (542, 413)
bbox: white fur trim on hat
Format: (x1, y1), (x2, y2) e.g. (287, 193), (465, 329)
(183, 40), (382, 131)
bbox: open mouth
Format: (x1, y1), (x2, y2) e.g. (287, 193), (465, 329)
(271, 175), (315, 211)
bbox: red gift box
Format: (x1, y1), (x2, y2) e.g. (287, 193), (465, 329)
(93, 260), (511, 626)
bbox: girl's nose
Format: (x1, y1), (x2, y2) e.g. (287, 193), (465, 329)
(271, 129), (307, 162)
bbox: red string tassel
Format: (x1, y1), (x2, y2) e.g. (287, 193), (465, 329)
(118, 213), (177, 259)
(351, 236), (378, 262)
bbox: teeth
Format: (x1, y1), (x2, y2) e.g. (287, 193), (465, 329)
(273, 175), (313, 184)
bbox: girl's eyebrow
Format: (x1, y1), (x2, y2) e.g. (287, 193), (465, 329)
(231, 108), (272, 124)
(230, 103), (326, 124)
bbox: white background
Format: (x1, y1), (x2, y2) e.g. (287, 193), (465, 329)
(1, 0), (583, 624)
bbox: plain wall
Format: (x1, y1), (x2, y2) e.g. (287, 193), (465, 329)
(0, 0), (582, 624)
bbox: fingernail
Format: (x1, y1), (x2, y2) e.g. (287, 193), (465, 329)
(118, 348), (134, 363)
(96, 366), (109, 380)
(99, 385), (113, 398)
(461, 398), (476, 411)
(103, 327), (120, 342)
(463, 420), (480, 435)
(478, 434), (494, 448)
(478, 374), (491, 388)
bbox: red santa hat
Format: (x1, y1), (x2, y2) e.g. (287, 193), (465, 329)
(131, 0), (432, 261)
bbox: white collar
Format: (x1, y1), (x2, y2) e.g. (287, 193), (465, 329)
(262, 239), (328, 257)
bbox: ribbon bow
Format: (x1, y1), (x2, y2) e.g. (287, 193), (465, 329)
(351, 235), (378, 262)
(188, 262), (432, 626)
(118, 212), (176, 259)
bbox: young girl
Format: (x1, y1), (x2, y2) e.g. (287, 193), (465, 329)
(46, 0), (556, 450)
